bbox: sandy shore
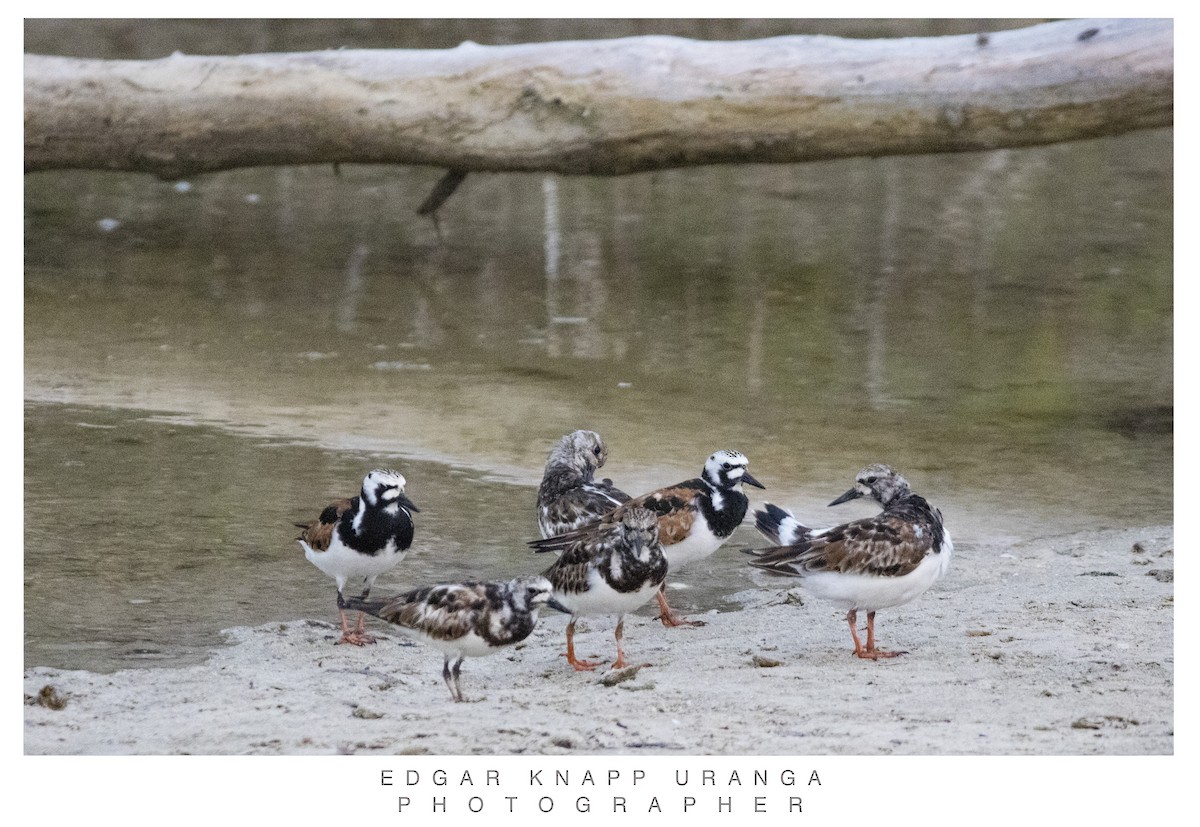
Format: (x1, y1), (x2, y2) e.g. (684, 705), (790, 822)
(24, 525), (1172, 755)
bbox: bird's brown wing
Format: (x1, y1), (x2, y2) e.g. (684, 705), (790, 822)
(626, 484), (699, 546)
(748, 513), (933, 578)
(296, 497), (355, 552)
(381, 583), (488, 642)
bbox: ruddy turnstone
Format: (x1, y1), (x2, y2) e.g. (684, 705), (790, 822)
(536, 429), (631, 539)
(296, 468), (419, 646)
(542, 507), (668, 671)
(343, 575), (570, 702)
(533, 449), (764, 627)
(748, 463), (952, 660)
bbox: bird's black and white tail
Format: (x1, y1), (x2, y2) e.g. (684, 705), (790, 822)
(754, 503), (811, 546)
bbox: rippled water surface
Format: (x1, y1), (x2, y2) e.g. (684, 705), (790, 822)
(24, 19), (1172, 672)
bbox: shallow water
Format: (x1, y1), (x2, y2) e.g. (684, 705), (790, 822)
(24, 20), (1172, 673)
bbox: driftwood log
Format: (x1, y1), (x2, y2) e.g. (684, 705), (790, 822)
(25, 18), (1172, 180)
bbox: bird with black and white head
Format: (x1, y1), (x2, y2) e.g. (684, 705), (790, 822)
(296, 468), (419, 646)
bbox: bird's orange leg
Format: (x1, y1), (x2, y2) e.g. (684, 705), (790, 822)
(335, 607), (368, 646)
(334, 587), (377, 646)
(611, 617), (651, 670)
(846, 609), (867, 658)
(565, 618), (602, 671)
(349, 611), (378, 645)
(863, 611), (906, 659)
(655, 587), (705, 628)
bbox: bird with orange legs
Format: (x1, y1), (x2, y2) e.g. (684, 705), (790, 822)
(542, 507), (668, 671)
(748, 464), (952, 660)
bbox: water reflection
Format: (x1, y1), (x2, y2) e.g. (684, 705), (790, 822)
(25, 141), (1172, 492)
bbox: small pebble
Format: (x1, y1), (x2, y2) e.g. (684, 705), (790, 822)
(601, 665), (644, 686)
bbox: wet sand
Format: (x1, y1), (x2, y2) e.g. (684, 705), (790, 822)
(24, 525), (1173, 755)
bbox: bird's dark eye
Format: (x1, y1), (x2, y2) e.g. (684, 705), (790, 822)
(722, 463), (731, 470)
(593, 447), (602, 456)
(865, 476), (877, 484)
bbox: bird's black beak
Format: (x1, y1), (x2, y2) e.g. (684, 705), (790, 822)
(398, 492), (421, 513)
(829, 488), (862, 507)
(546, 597), (573, 615)
(741, 472), (766, 489)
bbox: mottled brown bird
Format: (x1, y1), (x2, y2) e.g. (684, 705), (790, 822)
(343, 576), (569, 701)
(536, 430), (631, 539)
(749, 464), (952, 659)
(542, 507), (668, 671)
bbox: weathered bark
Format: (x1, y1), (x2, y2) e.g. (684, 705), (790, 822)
(24, 18), (1172, 179)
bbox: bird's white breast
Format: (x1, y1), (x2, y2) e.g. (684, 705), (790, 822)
(301, 534), (407, 589)
(555, 566), (662, 617)
(662, 519), (725, 569)
(400, 627), (497, 659)
(799, 536), (951, 612)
